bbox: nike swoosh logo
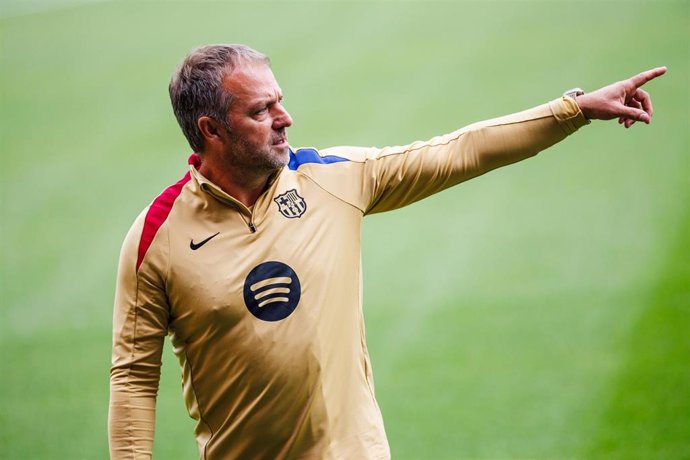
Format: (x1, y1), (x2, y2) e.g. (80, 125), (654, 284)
(190, 232), (220, 250)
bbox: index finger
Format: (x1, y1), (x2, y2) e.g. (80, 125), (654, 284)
(629, 66), (668, 88)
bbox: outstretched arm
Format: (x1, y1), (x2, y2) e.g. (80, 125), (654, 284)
(575, 66), (667, 128)
(308, 67), (667, 214)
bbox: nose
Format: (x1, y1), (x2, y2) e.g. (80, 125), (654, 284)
(273, 103), (293, 129)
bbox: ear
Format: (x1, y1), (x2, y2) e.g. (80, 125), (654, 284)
(197, 116), (227, 149)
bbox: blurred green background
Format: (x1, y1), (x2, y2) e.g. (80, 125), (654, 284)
(1, 0), (688, 458)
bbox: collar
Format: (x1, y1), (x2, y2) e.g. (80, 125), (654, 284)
(187, 153), (283, 213)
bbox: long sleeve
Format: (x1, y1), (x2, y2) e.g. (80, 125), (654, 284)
(109, 212), (170, 459)
(301, 96), (587, 214)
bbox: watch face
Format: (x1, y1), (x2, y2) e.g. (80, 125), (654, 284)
(564, 87), (585, 98)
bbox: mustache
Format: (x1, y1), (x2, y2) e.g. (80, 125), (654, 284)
(272, 129), (287, 144)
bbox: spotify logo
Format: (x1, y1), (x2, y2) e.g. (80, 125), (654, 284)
(243, 261), (301, 321)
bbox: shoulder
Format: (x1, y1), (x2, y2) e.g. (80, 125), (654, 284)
(285, 146), (382, 213)
(287, 147), (349, 171)
(121, 171), (194, 273)
(287, 146), (384, 171)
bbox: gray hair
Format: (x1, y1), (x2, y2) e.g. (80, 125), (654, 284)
(169, 44), (269, 152)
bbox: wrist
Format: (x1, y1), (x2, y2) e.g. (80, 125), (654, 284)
(574, 93), (594, 121)
(563, 88), (591, 123)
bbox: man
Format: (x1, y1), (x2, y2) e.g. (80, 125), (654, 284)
(108, 44), (665, 459)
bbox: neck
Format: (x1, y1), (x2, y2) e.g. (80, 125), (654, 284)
(198, 158), (274, 208)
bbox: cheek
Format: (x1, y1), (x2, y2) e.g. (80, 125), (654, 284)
(231, 119), (274, 146)
(256, 123), (275, 141)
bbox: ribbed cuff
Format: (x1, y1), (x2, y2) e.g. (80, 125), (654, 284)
(549, 96), (590, 135)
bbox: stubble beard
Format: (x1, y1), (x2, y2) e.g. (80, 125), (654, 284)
(231, 133), (289, 176)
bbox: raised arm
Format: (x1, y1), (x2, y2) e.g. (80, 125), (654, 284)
(308, 67), (667, 215)
(312, 96), (586, 214)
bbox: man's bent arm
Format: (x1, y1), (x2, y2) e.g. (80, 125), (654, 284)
(109, 213), (170, 459)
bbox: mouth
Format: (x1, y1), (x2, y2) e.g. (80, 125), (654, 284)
(272, 133), (288, 148)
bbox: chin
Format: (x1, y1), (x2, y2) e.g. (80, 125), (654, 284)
(259, 147), (289, 171)
(273, 146), (290, 165)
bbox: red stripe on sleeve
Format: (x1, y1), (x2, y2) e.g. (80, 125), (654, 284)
(136, 172), (192, 271)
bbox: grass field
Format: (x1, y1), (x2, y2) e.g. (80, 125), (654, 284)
(1, 0), (688, 458)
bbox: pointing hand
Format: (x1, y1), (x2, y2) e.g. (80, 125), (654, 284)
(575, 67), (667, 128)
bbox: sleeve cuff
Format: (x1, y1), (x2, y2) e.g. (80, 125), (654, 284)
(549, 96), (590, 135)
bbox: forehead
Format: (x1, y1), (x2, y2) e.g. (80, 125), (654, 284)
(222, 61), (281, 103)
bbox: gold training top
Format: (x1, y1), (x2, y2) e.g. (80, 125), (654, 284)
(109, 98), (588, 459)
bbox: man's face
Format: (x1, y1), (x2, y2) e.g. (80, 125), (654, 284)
(221, 61), (293, 173)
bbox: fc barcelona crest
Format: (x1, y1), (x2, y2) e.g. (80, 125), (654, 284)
(274, 189), (307, 218)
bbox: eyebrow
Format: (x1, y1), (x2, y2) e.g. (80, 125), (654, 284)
(248, 93), (283, 110)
